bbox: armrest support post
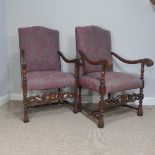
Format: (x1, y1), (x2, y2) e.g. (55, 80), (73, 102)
(20, 49), (27, 100)
(99, 64), (106, 95)
(98, 63), (106, 128)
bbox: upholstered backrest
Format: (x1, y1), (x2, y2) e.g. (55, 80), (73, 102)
(75, 26), (112, 74)
(18, 26), (61, 72)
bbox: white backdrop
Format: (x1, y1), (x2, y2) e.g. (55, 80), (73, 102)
(6, 0), (155, 99)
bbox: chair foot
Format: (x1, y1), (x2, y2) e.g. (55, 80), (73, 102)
(98, 121), (104, 128)
(137, 109), (143, 116)
(23, 118), (29, 123)
(23, 108), (29, 123)
(137, 103), (143, 116)
(78, 108), (82, 112)
(73, 109), (78, 113)
(78, 103), (82, 112)
(98, 96), (104, 128)
(137, 112), (143, 116)
(73, 102), (78, 113)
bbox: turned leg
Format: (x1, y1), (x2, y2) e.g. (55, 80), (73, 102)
(108, 93), (111, 99)
(73, 87), (79, 113)
(98, 96), (104, 128)
(98, 64), (105, 128)
(23, 105), (29, 123)
(137, 88), (143, 116)
(73, 62), (80, 113)
(73, 98), (79, 113)
(78, 87), (82, 112)
(137, 63), (144, 116)
(23, 82), (29, 122)
(137, 102), (143, 116)
(22, 69), (29, 122)
(58, 88), (61, 103)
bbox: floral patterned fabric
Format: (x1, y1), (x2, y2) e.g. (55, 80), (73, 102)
(80, 72), (142, 93)
(26, 71), (75, 90)
(18, 26), (61, 72)
(75, 26), (112, 74)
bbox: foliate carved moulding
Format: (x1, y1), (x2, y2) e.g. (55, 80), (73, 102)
(26, 92), (78, 106)
(89, 93), (140, 119)
(104, 93), (140, 109)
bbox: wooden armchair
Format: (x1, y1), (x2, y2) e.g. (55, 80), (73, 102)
(75, 25), (153, 128)
(18, 26), (79, 122)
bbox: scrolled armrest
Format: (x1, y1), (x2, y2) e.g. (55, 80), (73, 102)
(79, 50), (112, 68)
(111, 51), (153, 67)
(143, 58), (153, 67)
(58, 51), (78, 64)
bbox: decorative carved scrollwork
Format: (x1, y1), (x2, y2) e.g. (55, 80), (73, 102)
(26, 92), (78, 107)
(89, 93), (140, 119)
(104, 93), (140, 109)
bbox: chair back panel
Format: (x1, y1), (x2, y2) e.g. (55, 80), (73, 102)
(75, 26), (112, 74)
(18, 26), (61, 72)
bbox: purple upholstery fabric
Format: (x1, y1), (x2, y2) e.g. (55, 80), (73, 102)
(26, 71), (75, 90)
(80, 72), (142, 93)
(18, 26), (61, 72)
(75, 26), (112, 74)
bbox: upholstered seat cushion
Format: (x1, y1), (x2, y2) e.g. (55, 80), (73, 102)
(26, 71), (75, 90)
(80, 71), (142, 93)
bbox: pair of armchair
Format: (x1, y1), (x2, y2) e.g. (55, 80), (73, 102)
(19, 26), (153, 128)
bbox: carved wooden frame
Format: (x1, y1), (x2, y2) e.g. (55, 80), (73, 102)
(151, 0), (155, 5)
(20, 49), (80, 123)
(78, 50), (153, 128)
